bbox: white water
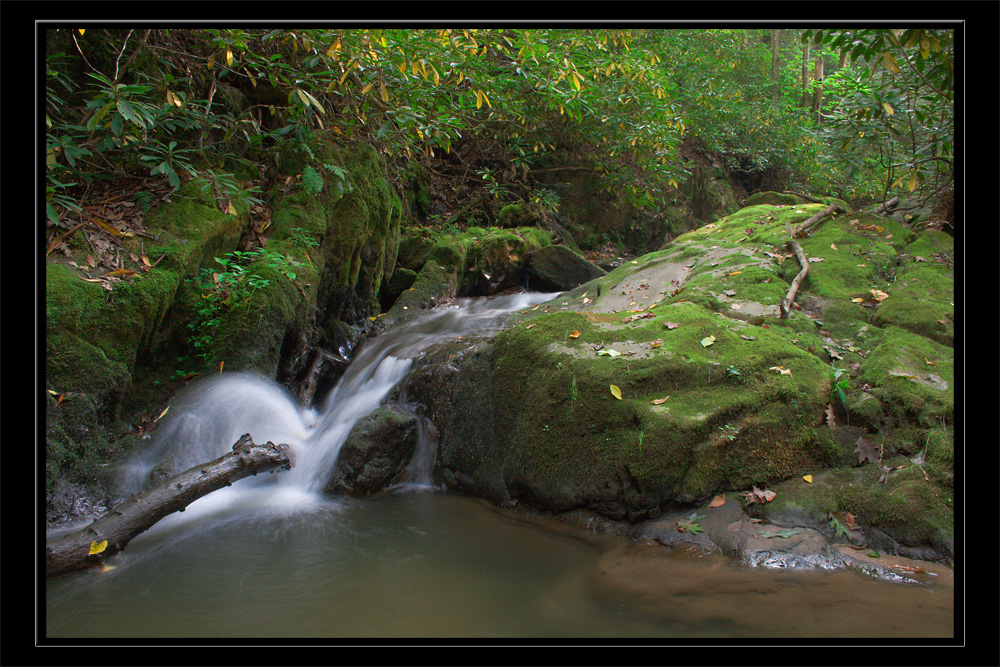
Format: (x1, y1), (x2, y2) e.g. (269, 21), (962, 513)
(119, 291), (560, 523)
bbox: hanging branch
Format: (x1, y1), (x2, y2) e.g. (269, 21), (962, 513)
(45, 434), (292, 579)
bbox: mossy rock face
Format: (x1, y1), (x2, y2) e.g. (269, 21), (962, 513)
(269, 135), (402, 327)
(428, 202), (953, 555)
(397, 226), (440, 271)
(45, 187), (246, 498)
(45, 133), (404, 509)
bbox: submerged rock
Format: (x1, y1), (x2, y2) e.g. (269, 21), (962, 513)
(325, 405), (420, 495)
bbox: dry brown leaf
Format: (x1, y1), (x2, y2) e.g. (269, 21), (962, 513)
(854, 435), (880, 465)
(825, 404), (837, 429)
(708, 494), (726, 508)
(740, 486), (776, 505)
(569, 330), (581, 338)
(651, 396), (670, 405)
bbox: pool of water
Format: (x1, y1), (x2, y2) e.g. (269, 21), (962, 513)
(44, 490), (954, 639)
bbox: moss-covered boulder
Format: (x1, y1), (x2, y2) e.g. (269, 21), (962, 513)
(525, 244), (607, 291)
(427, 201), (954, 559)
(497, 200), (543, 228)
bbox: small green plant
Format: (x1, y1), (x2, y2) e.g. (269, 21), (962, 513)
(718, 424), (738, 441)
(830, 365), (852, 425)
(301, 165), (325, 195)
(289, 227), (320, 248)
(830, 366), (850, 408)
(677, 512), (705, 534)
(181, 246), (300, 364)
(828, 511), (853, 542)
(139, 140), (199, 189)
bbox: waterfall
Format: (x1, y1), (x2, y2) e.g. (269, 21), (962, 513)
(123, 291), (559, 513)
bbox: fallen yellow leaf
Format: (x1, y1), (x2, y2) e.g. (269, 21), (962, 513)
(803, 475), (813, 483)
(610, 385), (622, 400)
(90, 540), (108, 555)
(569, 330), (581, 339)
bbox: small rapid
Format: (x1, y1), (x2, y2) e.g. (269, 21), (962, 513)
(119, 290), (559, 522)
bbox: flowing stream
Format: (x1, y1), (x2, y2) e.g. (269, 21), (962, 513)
(44, 292), (954, 639)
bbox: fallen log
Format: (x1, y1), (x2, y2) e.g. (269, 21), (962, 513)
(779, 203), (846, 318)
(780, 221), (811, 318)
(45, 434), (292, 579)
(871, 196), (900, 215)
(791, 202), (845, 237)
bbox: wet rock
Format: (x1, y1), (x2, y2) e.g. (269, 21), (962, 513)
(325, 405), (419, 495)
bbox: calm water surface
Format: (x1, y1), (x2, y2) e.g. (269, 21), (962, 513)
(45, 490), (953, 639)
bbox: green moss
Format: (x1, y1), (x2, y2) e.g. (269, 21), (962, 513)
(855, 326), (953, 427)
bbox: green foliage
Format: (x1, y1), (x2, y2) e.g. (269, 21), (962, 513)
(182, 247), (302, 363)
(43, 27), (953, 236)
(805, 28), (954, 203)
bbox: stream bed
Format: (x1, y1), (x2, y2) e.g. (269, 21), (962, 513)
(44, 291), (953, 639)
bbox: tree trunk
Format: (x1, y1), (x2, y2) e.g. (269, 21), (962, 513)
(811, 54), (825, 122)
(800, 40), (811, 108)
(770, 29), (782, 106)
(45, 434), (292, 578)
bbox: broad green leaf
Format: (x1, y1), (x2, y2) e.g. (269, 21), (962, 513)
(597, 349), (622, 357)
(302, 89), (326, 114)
(87, 101), (115, 132)
(117, 99), (146, 129)
(610, 384), (622, 400)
